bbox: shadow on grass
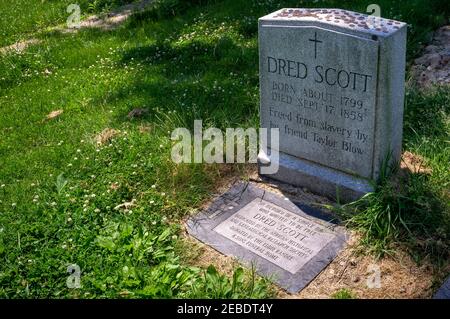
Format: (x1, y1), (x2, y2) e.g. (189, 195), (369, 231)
(404, 86), (450, 143)
(100, 35), (259, 130)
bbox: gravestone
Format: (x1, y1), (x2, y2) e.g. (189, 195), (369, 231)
(258, 8), (407, 201)
(187, 182), (347, 293)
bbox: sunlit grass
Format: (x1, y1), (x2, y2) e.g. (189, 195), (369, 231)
(0, 0), (449, 298)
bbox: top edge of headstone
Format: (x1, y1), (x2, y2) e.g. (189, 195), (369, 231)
(259, 8), (407, 36)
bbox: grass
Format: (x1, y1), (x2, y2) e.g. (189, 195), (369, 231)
(332, 87), (450, 265)
(0, 0), (138, 47)
(0, 0), (449, 298)
(331, 288), (356, 299)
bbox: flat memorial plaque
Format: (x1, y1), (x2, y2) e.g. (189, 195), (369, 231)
(187, 182), (348, 293)
(214, 198), (335, 274)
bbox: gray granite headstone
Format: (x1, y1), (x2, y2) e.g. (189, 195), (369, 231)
(257, 8), (407, 202)
(187, 182), (347, 293)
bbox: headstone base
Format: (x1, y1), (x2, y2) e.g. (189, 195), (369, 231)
(259, 151), (374, 203)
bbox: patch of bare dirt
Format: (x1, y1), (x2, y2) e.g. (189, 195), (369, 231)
(411, 25), (450, 87)
(289, 236), (434, 299)
(42, 109), (64, 122)
(400, 151), (432, 175)
(95, 128), (120, 145)
(45, 109), (64, 120)
(0, 39), (41, 55)
(392, 151), (433, 192)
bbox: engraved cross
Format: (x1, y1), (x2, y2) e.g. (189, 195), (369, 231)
(309, 32), (323, 59)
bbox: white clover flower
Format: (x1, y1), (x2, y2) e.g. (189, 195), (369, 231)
(151, 221), (157, 225)
(161, 192), (166, 196)
(67, 217), (72, 223)
(51, 202), (57, 206)
(1, 184), (5, 188)
(150, 200), (155, 204)
(151, 184), (156, 189)
(77, 149), (81, 153)
(12, 203), (16, 207)
(94, 208), (100, 213)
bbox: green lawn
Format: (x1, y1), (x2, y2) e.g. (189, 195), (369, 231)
(0, 0), (141, 48)
(0, 0), (449, 298)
